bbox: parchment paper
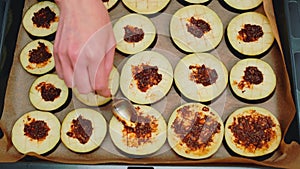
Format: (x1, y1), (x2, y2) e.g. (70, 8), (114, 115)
(1, 0), (299, 168)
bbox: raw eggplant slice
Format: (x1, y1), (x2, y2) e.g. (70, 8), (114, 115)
(109, 105), (167, 156)
(120, 51), (173, 104)
(229, 58), (276, 101)
(225, 106), (281, 157)
(20, 39), (55, 75)
(22, 1), (59, 37)
(224, 0), (262, 10)
(227, 12), (274, 56)
(61, 108), (107, 153)
(72, 66), (119, 106)
(168, 103), (224, 159)
(174, 53), (228, 102)
(170, 5), (223, 53)
(29, 74), (69, 111)
(113, 13), (156, 55)
(11, 110), (61, 155)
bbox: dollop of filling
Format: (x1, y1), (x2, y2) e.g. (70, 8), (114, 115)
(35, 82), (62, 102)
(186, 17), (211, 38)
(124, 25), (145, 43)
(234, 66), (264, 92)
(66, 115), (93, 144)
(24, 117), (50, 141)
(171, 105), (221, 152)
(132, 63), (162, 92)
(228, 110), (276, 152)
(27, 42), (52, 69)
(238, 24), (264, 42)
(122, 107), (158, 147)
(32, 6), (57, 29)
(189, 64), (218, 86)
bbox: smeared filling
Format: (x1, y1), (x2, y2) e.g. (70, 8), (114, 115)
(186, 17), (211, 38)
(35, 82), (61, 101)
(228, 110), (276, 153)
(32, 6), (57, 29)
(132, 63), (162, 92)
(189, 64), (218, 86)
(171, 105), (221, 152)
(238, 24), (264, 42)
(124, 25), (145, 43)
(122, 107), (158, 147)
(234, 66), (264, 93)
(66, 115), (93, 144)
(24, 116), (50, 141)
(27, 42), (52, 69)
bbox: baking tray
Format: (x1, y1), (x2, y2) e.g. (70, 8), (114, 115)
(0, 0), (299, 168)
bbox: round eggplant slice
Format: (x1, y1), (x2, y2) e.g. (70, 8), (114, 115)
(223, 0), (262, 10)
(72, 66), (119, 106)
(122, 0), (170, 14)
(229, 58), (276, 101)
(120, 51), (173, 104)
(170, 5), (223, 53)
(113, 13), (156, 55)
(11, 110), (61, 155)
(22, 1), (59, 38)
(20, 39), (55, 75)
(225, 106), (281, 157)
(29, 74), (69, 111)
(61, 108), (107, 153)
(174, 53), (228, 102)
(227, 12), (274, 56)
(102, 0), (119, 10)
(168, 103), (224, 159)
(109, 105), (167, 156)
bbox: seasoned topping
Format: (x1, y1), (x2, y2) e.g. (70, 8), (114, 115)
(35, 82), (61, 101)
(171, 105), (221, 151)
(235, 66), (263, 92)
(124, 25), (145, 43)
(32, 6), (57, 29)
(189, 64), (218, 86)
(27, 42), (52, 69)
(186, 17), (211, 38)
(66, 115), (93, 144)
(132, 63), (162, 92)
(238, 24), (264, 42)
(24, 117), (50, 141)
(122, 107), (158, 147)
(228, 110), (276, 152)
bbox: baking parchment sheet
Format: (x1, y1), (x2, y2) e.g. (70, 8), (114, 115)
(0, 0), (300, 168)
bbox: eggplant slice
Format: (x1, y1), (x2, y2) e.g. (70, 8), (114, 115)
(61, 108), (107, 153)
(174, 53), (228, 102)
(22, 1), (59, 38)
(168, 103), (224, 159)
(225, 106), (281, 157)
(227, 12), (274, 56)
(113, 13), (156, 55)
(120, 51), (173, 104)
(170, 5), (223, 53)
(11, 110), (61, 155)
(109, 105), (167, 156)
(20, 39), (55, 75)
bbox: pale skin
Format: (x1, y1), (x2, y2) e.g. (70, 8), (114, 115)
(54, 0), (115, 97)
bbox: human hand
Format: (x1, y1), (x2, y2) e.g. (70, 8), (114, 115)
(54, 0), (116, 97)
